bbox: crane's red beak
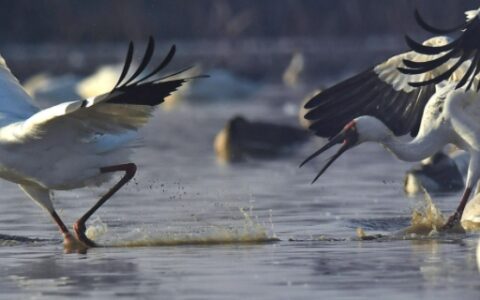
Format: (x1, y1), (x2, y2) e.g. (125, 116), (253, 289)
(300, 122), (359, 183)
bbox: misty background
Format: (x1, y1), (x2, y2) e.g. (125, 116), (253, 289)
(0, 0), (478, 83)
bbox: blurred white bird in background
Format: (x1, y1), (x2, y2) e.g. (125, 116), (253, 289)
(0, 37), (197, 249)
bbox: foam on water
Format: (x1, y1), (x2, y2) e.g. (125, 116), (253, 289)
(85, 208), (278, 247)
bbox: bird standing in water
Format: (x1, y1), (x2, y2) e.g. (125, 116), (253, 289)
(301, 8), (480, 229)
(0, 37), (194, 249)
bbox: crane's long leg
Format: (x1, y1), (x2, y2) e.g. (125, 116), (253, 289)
(19, 184), (77, 246)
(50, 210), (85, 251)
(442, 152), (480, 229)
(50, 210), (71, 237)
(442, 186), (472, 229)
(73, 163), (137, 247)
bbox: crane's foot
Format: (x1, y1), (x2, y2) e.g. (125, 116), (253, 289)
(73, 221), (97, 248)
(63, 232), (89, 254)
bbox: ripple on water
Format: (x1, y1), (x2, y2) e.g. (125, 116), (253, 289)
(0, 234), (49, 247)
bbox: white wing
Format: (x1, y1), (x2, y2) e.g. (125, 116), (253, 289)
(0, 55), (38, 126)
(0, 38), (191, 144)
(0, 76), (185, 143)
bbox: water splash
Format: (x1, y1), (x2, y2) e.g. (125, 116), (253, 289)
(85, 208), (278, 247)
(356, 190), (478, 240)
(401, 191), (447, 237)
(460, 194), (480, 231)
(85, 217), (109, 241)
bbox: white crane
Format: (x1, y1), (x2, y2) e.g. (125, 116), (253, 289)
(0, 37), (197, 249)
(301, 8), (480, 229)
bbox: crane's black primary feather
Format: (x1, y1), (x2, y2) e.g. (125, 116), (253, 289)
(304, 68), (435, 138)
(466, 56), (480, 90)
(402, 47), (460, 71)
(103, 79), (185, 106)
(404, 35), (459, 56)
(458, 54), (480, 89)
(408, 51), (470, 87)
(414, 9), (465, 35)
(122, 36), (155, 87)
(136, 45), (176, 84)
(113, 41), (134, 89)
(92, 37), (196, 107)
(400, 9), (480, 91)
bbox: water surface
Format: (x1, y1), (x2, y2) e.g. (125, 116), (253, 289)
(0, 83), (479, 299)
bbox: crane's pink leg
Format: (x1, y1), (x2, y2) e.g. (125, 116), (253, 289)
(49, 210), (87, 252)
(50, 210), (72, 240)
(442, 187), (472, 230)
(73, 163), (137, 247)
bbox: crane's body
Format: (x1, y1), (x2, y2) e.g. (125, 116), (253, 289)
(367, 84), (480, 163)
(0, 37), (192, 250)
(301, 8), (480, 229)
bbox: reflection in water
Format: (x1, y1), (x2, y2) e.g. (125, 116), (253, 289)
(414, 238), (479, 287)
(309, 242), (425, 293)
(7, 254), (138, 297)
(413, 239), (444, 285)
(410, 239), (440, 256)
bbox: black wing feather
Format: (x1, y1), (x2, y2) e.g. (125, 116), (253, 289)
(466, 56), (480, 90)
(103, 79), (185, 106)
(136, 45), (176, 84)
(414, 9), (466, 35)
(113, 41), (134, 89)
(305, 68), (435, 138)
(400, 9), (480, 91)
(121, 36), (155, 87)
(401, 47), (461, 72)
(408, 51), (469, 87)
(458, 53), (480, 88)
(404, 35), (459, 56)
(93, 37), (193, 107)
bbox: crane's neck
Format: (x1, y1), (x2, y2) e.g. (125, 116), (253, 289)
(354, 115), (447, 162)
(380, 132), (445, 162)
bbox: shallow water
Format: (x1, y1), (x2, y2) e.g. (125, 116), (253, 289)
(0, 84), (479, 299)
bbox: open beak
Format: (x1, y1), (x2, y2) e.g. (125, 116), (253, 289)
(300, 124), (358, 184)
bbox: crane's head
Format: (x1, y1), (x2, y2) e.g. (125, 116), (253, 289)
(300, 116), (391, 183)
